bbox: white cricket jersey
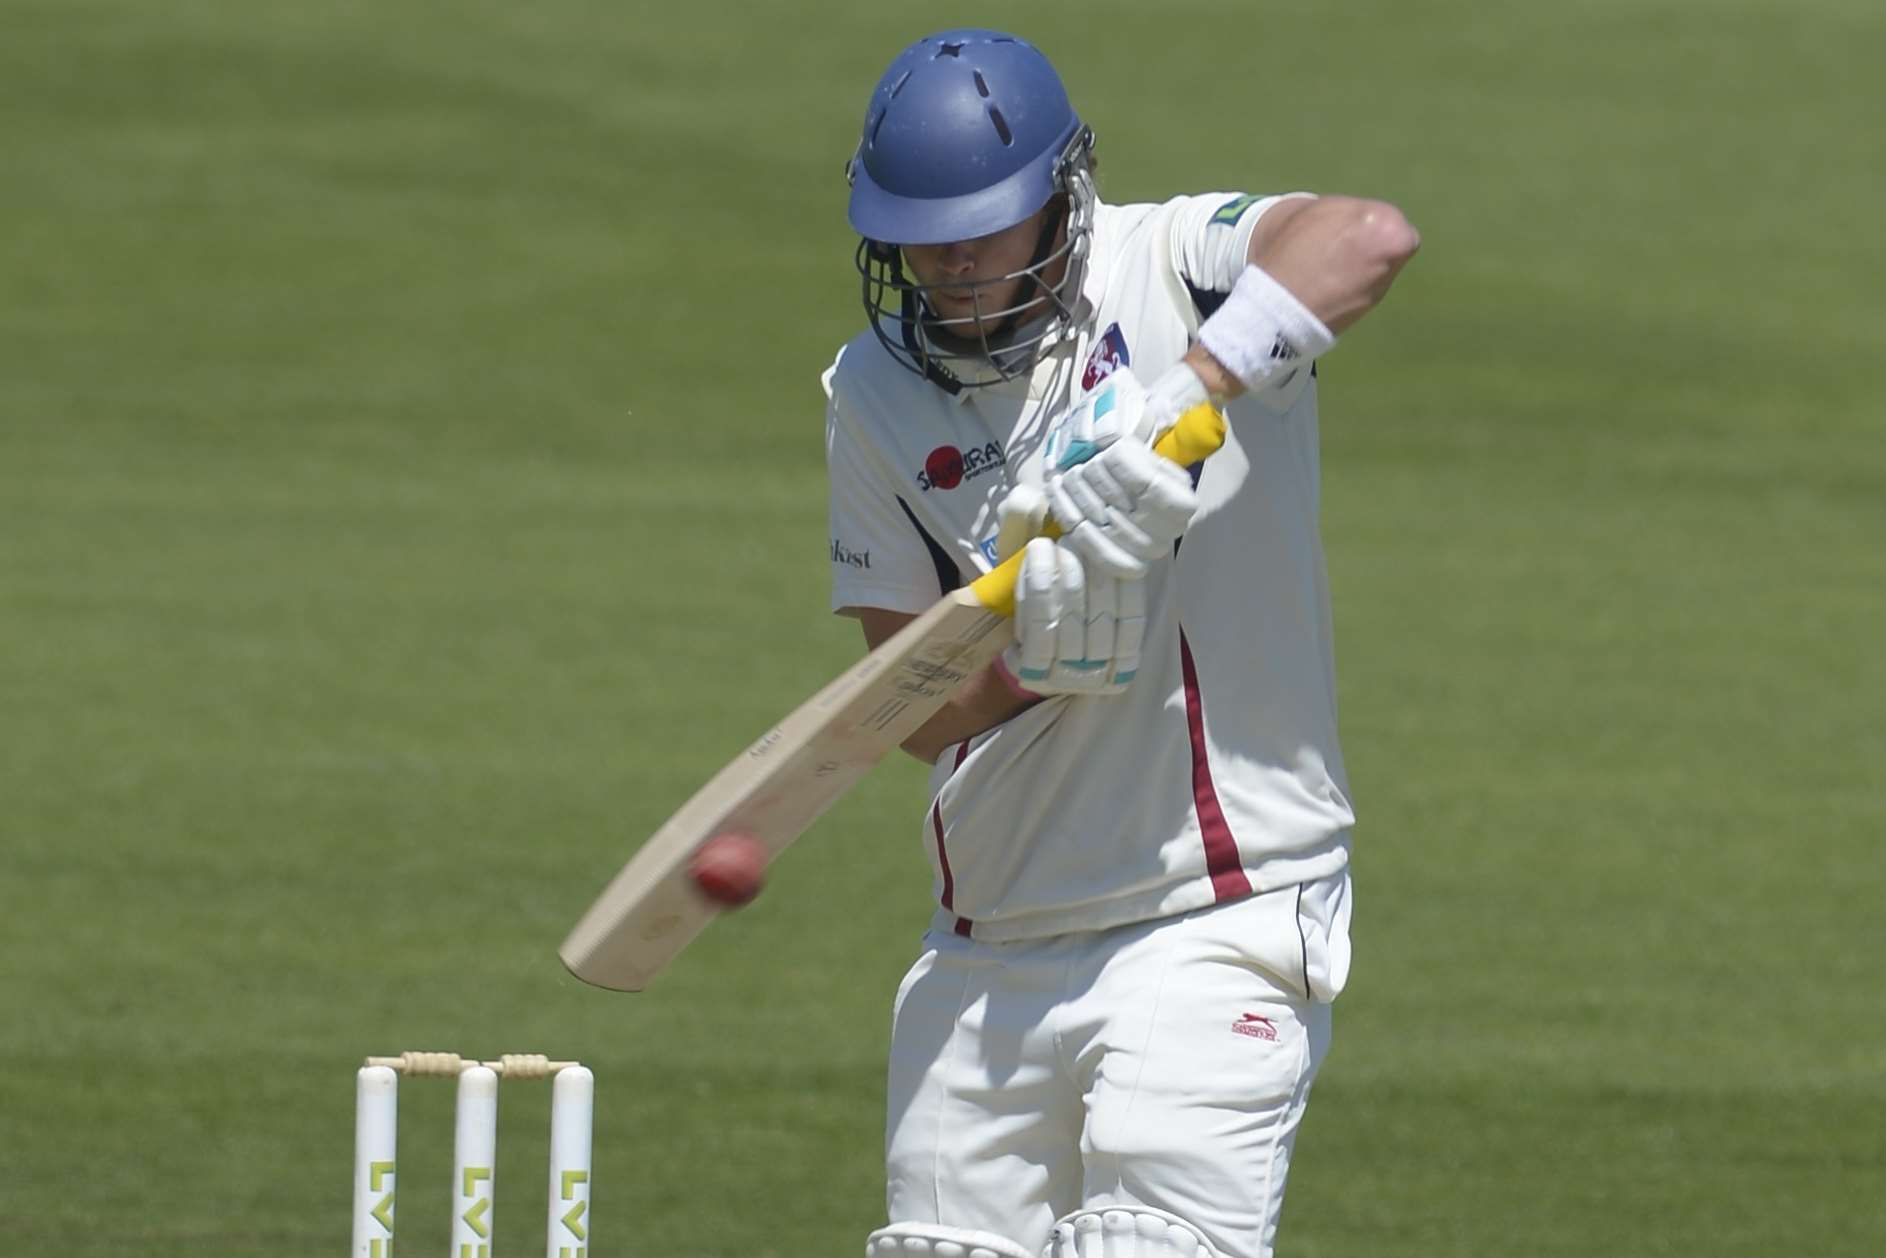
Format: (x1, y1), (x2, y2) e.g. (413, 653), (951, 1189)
(824, 191), (1355, 967)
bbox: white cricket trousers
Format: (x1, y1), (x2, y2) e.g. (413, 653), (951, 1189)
(885, 887), (1337, 1258)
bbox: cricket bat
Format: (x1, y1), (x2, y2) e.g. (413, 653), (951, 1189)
(559, 401), (1227, 991)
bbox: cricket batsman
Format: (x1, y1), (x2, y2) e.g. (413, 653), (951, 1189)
(823, 29), (1419, 1258)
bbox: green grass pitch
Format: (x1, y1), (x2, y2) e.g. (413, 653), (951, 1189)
(2, 1), (1882, 1254)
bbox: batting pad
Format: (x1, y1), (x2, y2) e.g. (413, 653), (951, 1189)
(867, 1221), (1037, 1258)
(1043, 1207), (1220, 1258)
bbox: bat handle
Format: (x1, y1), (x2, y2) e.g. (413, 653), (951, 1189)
(967, 401), (1227, 618)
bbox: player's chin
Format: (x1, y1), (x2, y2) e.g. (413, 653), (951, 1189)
(930, 281), (1015, 317)
(926, 290), (981, 317)
(921, 309), (997, 347)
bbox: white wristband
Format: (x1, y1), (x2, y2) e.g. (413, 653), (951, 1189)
(1195, 264), (1335, 393)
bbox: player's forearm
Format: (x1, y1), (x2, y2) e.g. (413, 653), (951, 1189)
(1246, 195), (1420, 335)
(1186, 195), (1418, 401)
(898, 661), (1038, 763)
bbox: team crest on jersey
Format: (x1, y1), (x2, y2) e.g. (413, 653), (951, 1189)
(1081, 322), (1130, 391)
(917, 442), (1005, 492)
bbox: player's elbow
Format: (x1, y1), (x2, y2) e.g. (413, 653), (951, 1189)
(1358, 198), (1421, 266)
(1325, 196), (1420, 314)
(1329, 196), (1420, 276)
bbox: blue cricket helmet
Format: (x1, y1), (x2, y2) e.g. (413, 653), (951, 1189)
(845, 30), (1098, 390)
(848, 29), (1085, 245)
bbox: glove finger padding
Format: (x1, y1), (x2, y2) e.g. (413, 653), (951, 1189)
(1085, 435), (1159, 500)
(1053, 456), (1160, 563)
(1111, 573), (1144, 686)
(1051, 462), (1117, 525)
(1049, 438), (1199, 579)
(1082, 564), (1117, 671)
(1007, 539), (1136, 697)
(1126, 451), (1200, 540)
(1093, 439), (1199, 535)
(1013, 537), (1064, 687)
(1048, 488), (1154, 581)
(1051, 544), (1089, 682)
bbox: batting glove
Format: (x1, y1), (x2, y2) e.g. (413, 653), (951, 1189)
(1002, 537), (1145, 697)
(1041, 365), (1203, 580)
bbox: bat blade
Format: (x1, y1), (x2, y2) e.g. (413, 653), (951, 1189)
(558, 585), (1012, 991)
(559, 401), (1226, 992)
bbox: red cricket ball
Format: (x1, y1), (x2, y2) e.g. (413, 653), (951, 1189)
(688, 831), (769, 908)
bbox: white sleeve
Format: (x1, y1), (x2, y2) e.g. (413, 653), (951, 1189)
(1167, 190), (1315, 296)
(824, 363), (950, 617)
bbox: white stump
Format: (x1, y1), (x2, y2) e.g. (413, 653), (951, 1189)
(546, 1066), (593, 1258)
(352, 1066), (398, 1258)
(452, 1065), (500, 1258)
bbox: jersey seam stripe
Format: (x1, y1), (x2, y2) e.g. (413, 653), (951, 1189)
(1178, 627), (1254, 901)
(930, 741), (973, 919)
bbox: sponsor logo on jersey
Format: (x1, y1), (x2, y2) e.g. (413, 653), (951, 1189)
(1210, 193), (1262, 227)
(978, 536), (1001, 566)
(917, 442), (1005, 492)
(830, 539), (871, 569)
(1081, 322), (1131, 391)
(1231, 1012), (1279, 1041)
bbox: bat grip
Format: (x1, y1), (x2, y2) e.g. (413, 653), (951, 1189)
(967, 401), (1227, 618)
